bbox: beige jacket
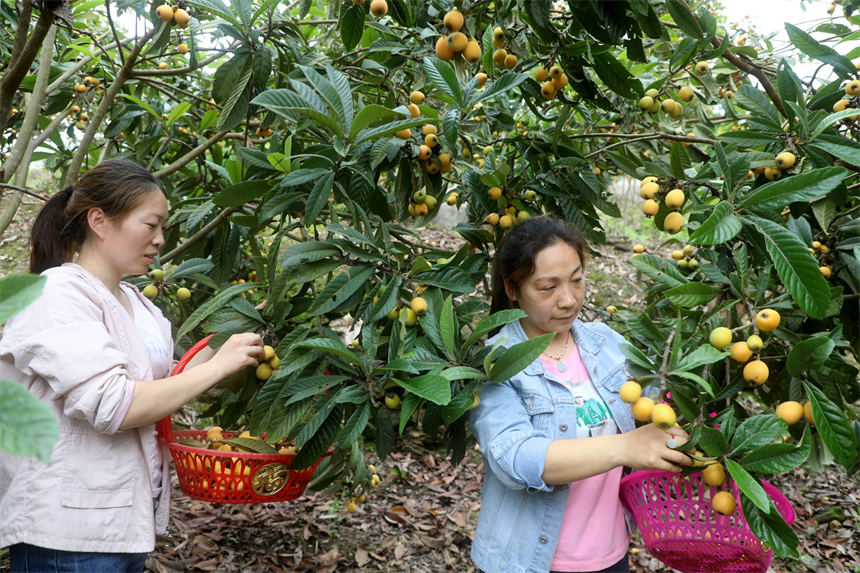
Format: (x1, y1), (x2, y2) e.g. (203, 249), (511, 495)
(0, 264), (172, 553)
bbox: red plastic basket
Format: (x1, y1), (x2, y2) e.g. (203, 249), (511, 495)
(619, 470), (794, 573)
(156, 335), (333, 504)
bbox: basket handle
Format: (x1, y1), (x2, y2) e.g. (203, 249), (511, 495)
(156, 334), (215, 444)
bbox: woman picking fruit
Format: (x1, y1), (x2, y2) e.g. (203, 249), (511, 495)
(0, 160), (264, 572)
(470, 216), (691, 573)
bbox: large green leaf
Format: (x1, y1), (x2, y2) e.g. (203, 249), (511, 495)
(786, 335), (835, 377)
(251, 89), (344, 136)
(411, 266), (475, 293)
(349, 104), (399, 139)
(746, 216), (830, 318)
(474, 72), (529, 103)
(0, 274), (45, 323)
(304, 171), (335, 225)
(666, 0), (703, 38)
(663, 282), (723, 308)
(460, 309), (526, 355)
(725, 459), (771, 514)
(592, 52), (641, 99)
(295, 338), (362, 368)
(785, 23), (856, 77)
(368, 275), (402, 322)
(672, 344), (725, 372)
(309, 265), (374, 317)
(0, 379), (59, 464)
(339, 2), (364, 50)
(279, 240), (342, 268)
(741, 495), (799, 559)
(392, 372), (451, 405)
(439, 295), (455, 360)
(423, 56), (463, 107)
(299, 65), (352, 130)
(216, 62), (252, 132)
(176, 282), (257, 341)
(803, 382), (858, 468)
(213, 180), (270, 207)
(336, 401), (371, 448)
(629, 254), (687, 289)
(739, 167), (847, 209)
(730, 414), (787, 456)
(488, 334), (553, 383)
(734, 85), (782, 129)
(740, 425), (811, 473)
(168, 258), (214, 281)
(688, 201), (742, 245)
(810, 134), (860, 167)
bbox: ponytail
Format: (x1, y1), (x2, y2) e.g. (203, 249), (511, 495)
(30, 186), (83, 274)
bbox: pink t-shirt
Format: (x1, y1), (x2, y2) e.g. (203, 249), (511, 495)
(541, 346), (629, 571)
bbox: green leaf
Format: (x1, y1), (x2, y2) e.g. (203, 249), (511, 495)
(488, 334), (553, 382)
(785, 23), (856, 77)
(439, 295), (455, 360)
(0, 379), (59, 464)
(673, 344), (726, 372)
(735, 85), (782, 129)
(411, 266), (474, 294)
(309, 265), (374, 317)
(730, 414), (786, 455)
(337, 401), (371, 448)
(619, 342), (656, 371)
(809, 134), (860, 167)
(281, 259), (342, 286)
(304, 171), (335, 225)
(166, 102), (191, 126)
(460, 309), (527, 355)
(803, 382), (858, 468)
(592, 52), (641, 99)
(349, 104), (399, 139)
(290, 404), (341, 469)
(299, 65), (352, 130)
(352, 117), (427, 145)
(740, 426), (811, 473)
(168, 258), (214, 281)
(0, 274), (45, 323)
(295, 338), (362, 368)
(725, 458), (771, 514)
(663, 282), (723, 308)
(522, 0), (555, 42)
(423, 56), (463, 107)
(118, 94), (160, 120)
(629, 254), (687, 289)
(284, 375), (349, 405)
(440, 366), (485, 381)
(670, 370), (714, 397)
(339, 2), (364, 50)
(176, 282), (256, 341)
(368, 275), (402, 323)
(699, 425), (727, 457)
(741, 495), (799, 559)
(666, 0), (704, 38)
(809, 110), (860, 139)
(392, 373), (451, 405)
(474, 72), (529, 103)
(746, 216), (830, 318)
(251, 89), (344, 136)
(216, 62), (252, 132)
(279, 240), (342, 268)
(786, 336), (835, 377)
(213, 180), (270, 208)
(688, 201), (742, 245)
(739, 167), (847, 209)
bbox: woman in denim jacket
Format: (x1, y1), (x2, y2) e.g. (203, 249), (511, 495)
(470, 217), (692, 573)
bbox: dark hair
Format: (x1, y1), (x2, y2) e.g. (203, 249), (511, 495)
(489, 216), (587, 315)
(30, 159), (165, 273)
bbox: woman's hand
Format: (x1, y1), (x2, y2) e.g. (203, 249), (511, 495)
(620, 423), (693, 472)
(207, 332), (264, 380)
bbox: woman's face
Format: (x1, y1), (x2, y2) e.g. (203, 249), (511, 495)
(101, 190), (169, 276)
(506, 240), (585, 339)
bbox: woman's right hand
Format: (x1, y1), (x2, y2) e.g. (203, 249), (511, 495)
(620, 423), (693, 473)
(208, 332), (264, 380)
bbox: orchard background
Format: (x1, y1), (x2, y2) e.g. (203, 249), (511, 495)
(1, 0), (860, 569)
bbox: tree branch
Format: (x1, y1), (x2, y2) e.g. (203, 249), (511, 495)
(153, 130), (230, 179)
(161, 206), (240, 263)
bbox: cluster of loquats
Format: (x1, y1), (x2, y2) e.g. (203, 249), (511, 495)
(831, 79), (860, 123)
(810, 239), (834, 279)
(346, 463), (381, 513)
(434, 9), (482, 66)
(534, 63), (569, 100)
(639, 176), (685, 234)
(489, 26), (518, 71)
(484, 189), (533, 231)
(254, 344), (281, 381)
(155, 3), (190, 28)
(638, 87), (683, 118)
(670, 245), (699, 271)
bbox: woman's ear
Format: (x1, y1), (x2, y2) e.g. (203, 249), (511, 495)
(504, 278), (517, 303)
(86, 207), (108, 240)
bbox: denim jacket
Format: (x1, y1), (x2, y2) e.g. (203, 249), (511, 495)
(469, 318), (635, 573)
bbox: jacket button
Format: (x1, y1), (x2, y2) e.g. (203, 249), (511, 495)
(559, 424), (568, 432)
(539, 535), (548, 544)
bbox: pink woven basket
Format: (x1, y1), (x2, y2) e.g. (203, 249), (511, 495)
(619, 470), (794, 573)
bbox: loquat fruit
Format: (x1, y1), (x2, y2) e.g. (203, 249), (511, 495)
(631, 397), (655, 422)
(729, 341), (752, 363)
(156, 4), (173, 22)
(755, 309), (780, 331)
(370, 0), (387, 17)
(447, 31), (468, 53)
(504, 53), (518, 69)
(803, 401), (814, 425)
(743, 359), (769, 385)
(177, 287), (191, 301)
(632, 244), (645, 254)
(640, 181), (659, 199)
(492, 27), (505, 48)
(464, 39), (482, 63)
(664, 188), (685, 209)
(540, 81), (557, 99)
(642, 199), (659, 216)
(775, 151), (796, 169)
(775, 401), (804, 425)
(436, 36), (454, 60)
(702, 462), (726, 486)
(845, 79), (860, 97)
(651, 403), (676, 430)
(173, 8), (190, 28)
(708, 327), (732, 349)
(663, 212), (684, 234)
(678, 86), (694, 102)
(443, 8), (464, 32)
(712, 491), (736, 516)
(619, 381), (642, 403)
(694, 61), (710, 75)
(493, 48), (507, 66)
(535, 67), (548, 82)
